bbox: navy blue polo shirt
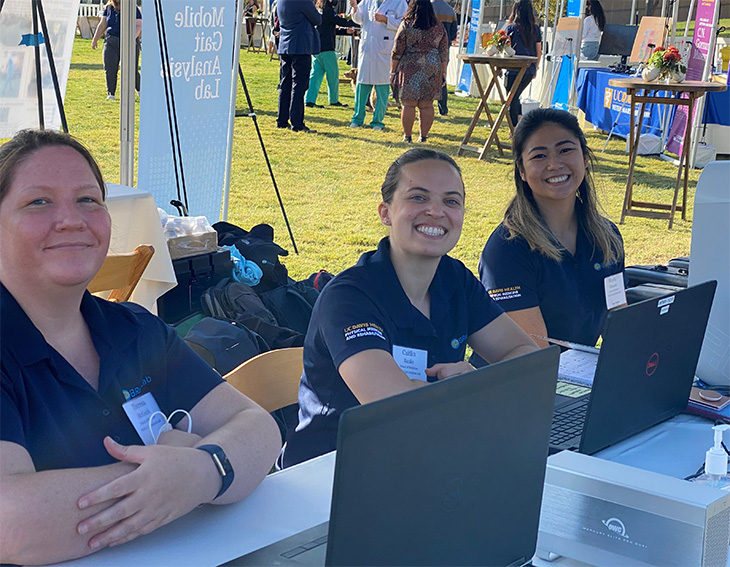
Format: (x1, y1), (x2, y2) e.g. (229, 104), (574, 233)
(505, 23), (542, 76)
(282, 237), (503, 467)
(102, 5), (142, 38)
(479, 222), (624, 347)
(0, 284), (222, 471)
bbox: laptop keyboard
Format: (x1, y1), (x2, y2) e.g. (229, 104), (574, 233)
(550, 397), (588, 449)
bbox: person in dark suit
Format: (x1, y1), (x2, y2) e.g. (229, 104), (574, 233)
(277, 0), (322, 133)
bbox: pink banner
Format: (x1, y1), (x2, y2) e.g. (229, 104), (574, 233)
(665, 0), (716, 156)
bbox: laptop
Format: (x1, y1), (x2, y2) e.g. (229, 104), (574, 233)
(224, 347), (560, 567)
(549, 280), (717, 455)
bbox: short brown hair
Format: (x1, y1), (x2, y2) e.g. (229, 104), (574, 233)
(0, 129), (106, 205)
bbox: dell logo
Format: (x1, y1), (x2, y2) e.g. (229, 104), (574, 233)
(645, 353), (659, 376)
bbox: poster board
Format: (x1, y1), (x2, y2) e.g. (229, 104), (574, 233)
(0, 0), (79, 137)
(630, 16), (668, 64)
(553, 17), (579, 58)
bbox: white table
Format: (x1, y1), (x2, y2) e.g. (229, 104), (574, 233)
(49, 452), (335, 567)
(51, 414), (715, 567)
(105, 183), (177, 313)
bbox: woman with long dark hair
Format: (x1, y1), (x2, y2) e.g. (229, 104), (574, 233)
(581, 0), (606, 61)
(504, 0), (542, 128)
(479, 108), (625, 349)
(390, 0), (449, 143)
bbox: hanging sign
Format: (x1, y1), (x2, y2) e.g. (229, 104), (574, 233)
(665, 0), (716, 156)
(457, 0), (481, 93)
(137, 1), (238, 223)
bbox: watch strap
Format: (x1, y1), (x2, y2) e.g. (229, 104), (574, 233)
(197, 444), (234, 500)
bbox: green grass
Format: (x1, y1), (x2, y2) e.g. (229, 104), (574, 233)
(8, 37), (704, 280)
(675, 17), (730, 39)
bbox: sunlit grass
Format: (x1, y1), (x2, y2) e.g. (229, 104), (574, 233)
(5, 37), (704, 280)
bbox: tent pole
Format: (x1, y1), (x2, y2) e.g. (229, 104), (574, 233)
(119, 0), (136, 186)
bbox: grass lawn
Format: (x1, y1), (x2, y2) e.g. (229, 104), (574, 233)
(10, 37), (705, 280)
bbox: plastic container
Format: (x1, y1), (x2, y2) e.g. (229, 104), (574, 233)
(693, 424), (730, 491)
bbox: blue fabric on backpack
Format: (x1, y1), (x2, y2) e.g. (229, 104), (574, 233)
(222, 245), (263, 286)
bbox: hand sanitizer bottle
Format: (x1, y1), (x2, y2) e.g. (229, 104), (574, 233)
(693, 424), (730, 491)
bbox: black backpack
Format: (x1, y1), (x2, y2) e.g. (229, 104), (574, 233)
(213, 222), (290, 292)
(184, 317), (269, 375)
(258, 279), (319, 335)
(201, 278), (278, 326)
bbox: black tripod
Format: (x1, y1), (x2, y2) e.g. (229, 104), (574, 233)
(237, 64), (298, 254)
(0, 0), (69, 131)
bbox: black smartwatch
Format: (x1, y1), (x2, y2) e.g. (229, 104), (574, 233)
(197, 444), (234, 500)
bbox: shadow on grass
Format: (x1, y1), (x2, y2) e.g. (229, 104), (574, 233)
(70, 62), (104, 71)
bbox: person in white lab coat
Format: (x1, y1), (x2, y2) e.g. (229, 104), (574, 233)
(348, 0), (408, 130)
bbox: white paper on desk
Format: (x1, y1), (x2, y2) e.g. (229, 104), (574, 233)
(559, 349), (599, 387)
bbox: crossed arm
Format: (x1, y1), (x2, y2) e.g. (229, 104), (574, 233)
(0, 383), (281, 565)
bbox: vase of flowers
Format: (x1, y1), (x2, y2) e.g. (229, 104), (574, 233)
(645, 46), (687, 83)
(486, 30), (511, 56)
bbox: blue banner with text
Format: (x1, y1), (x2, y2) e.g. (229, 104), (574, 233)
(138, 1), (237, 223)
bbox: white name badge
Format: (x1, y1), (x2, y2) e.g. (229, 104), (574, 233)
(122, 392), (165, 446)
(604, 272), (627, 310)
(392, 345), (428, 381)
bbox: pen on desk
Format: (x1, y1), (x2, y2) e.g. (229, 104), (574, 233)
(530, 335), (600, 355)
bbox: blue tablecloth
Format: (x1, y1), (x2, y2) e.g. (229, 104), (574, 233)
(576, 68), (665, 138)
(706, 85), (730, 126)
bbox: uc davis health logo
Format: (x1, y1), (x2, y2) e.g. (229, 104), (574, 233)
(604, 88), (612, 108)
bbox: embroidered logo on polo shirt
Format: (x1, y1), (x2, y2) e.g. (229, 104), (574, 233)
(487, 286), (522, 301)
(122, 375), (153, 401)
(450, 334), (467, 349)
(344, 323), (386, 341)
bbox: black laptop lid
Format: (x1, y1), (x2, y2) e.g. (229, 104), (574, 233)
(326, 347), (560, 567)
(580, 280), (717, 455)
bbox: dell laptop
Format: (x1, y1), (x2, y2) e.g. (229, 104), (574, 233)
(549, 280), (716, 455)
(224, 346), (560, 566)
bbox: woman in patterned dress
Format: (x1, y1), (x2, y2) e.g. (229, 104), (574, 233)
(390, 0), (449, 143)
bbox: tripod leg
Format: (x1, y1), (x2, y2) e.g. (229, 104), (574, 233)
(32, 0), (44, 129)
(238, 64), (299, 254)
(36, 0), (68, 132)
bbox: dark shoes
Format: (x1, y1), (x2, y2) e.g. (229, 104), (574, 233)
(291, 125), (316, 133)
(276, 122), (291, 129)
(329, 101), (347, 107)
(305, 102), (324, 108)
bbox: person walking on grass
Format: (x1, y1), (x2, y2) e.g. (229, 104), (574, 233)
(390, 0), (448, 143)
(348, 0), (408, 131)
(431, 0), (457, 116)
(276, 0), (322, 133)
(91, 0), (141, 100)
(306, 0), (355, 109)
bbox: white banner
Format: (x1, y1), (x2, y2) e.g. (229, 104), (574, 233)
(0, 0), (79, 137)
(137, 0), (238, 223)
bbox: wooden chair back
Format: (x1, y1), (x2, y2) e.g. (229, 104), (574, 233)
(224, 347), (303, 412)
(88, 244), (155, 303)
